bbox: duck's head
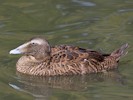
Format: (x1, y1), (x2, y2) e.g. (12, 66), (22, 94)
(9, 37), (51, 60)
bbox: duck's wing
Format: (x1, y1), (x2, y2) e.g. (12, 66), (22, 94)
(51, 45), (105, 64)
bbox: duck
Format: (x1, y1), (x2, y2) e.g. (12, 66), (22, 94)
(9, 37), (128, 76)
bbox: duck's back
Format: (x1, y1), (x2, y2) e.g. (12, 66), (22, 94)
(49, 45), (108, 75)
(51, 45), (106, 62)
(49, 44), (128, 75)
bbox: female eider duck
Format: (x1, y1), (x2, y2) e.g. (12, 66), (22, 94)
(9, 37), (128, 76)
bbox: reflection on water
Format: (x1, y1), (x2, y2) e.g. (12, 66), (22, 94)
(9, 71), (125, 100)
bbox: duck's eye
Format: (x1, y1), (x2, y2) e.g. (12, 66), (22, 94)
(31, 43), (35, 45)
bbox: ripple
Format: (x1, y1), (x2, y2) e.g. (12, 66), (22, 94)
(82, 32), (89, 36)
(57, 21), (83, 28)
(72, 0), (96, 7)
(9, 83), (21, 91)
(118, 9), (133, 12)
(56, 4), (66, 10)
(76, 40), (92, 44)
(62, 35), (70, 38)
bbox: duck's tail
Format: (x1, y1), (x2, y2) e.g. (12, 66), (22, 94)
(111, 43), (129, 61)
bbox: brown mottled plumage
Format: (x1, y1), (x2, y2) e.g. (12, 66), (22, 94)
(9, 37), (128, 76)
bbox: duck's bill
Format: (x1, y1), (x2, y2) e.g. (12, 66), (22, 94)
(9, 42), (29, 54)
(9, 48), (22, 54)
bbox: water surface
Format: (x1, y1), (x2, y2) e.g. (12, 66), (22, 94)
(0, 0), (133, 100)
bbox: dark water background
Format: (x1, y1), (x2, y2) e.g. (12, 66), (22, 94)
(0, 0), (133, 100)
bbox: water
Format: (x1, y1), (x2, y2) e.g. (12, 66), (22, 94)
(0, 0), (133, 100)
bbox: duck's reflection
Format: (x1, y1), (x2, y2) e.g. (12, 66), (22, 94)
(10, 70), (125, 100)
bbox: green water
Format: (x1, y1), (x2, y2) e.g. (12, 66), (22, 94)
(0, 0), (133, 100)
